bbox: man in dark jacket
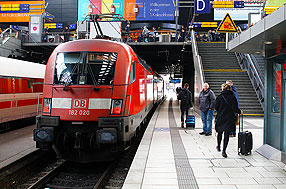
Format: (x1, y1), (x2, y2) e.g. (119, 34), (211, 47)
(215, 84), (241, 158)
(63, 26), (70, 42)
(199, 83), (216, 136)
(226, 80), (239, 137)
(177, 83), (193, 128)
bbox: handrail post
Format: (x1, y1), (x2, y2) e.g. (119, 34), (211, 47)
(37, 94), (43, 114)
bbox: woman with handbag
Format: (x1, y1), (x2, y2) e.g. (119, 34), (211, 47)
(215, 84), (241, 158)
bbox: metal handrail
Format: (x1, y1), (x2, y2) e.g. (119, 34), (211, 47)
(37, 93), (43, 115)
(228, 28), (265, 110)
(0, 27), (20, 41)
(249, 54), (265, 82)
(191, 29), (205, 100)
(236, 53), (265, 110)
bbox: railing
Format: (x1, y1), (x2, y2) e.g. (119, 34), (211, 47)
(0, 27), (20, 44)
(124, 31), (178, 43)
(37, 94), (43, 115)
(227, 30), (265, 110)
(249, 54), (265, 82)
(191, 29), (205, 105)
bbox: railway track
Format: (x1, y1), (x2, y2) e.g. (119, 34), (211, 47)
(0, 150), (57, 188)
(1, 101), (161, 189)
(26, 161), (113, 189)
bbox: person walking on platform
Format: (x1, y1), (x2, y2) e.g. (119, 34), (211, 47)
(142, 26), (149, 42)
(215, 84), (241, 158)
(199, 83), (216, 136)
(64, 26), (70, 42)
(226, 80), (239, 137)
(177, 83), (193, 128)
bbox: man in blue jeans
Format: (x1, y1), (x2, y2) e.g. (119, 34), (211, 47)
(199, 83), (216, 136)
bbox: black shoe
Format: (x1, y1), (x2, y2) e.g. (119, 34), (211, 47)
(216, 146), (221, 152)
(222, 151), (227, 158)
(205, 133), (212, 136)
(199, 132), (205, 135)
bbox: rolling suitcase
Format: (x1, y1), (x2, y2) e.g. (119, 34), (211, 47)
(185, 115), (195, 128)
(238, 114), (253, 155)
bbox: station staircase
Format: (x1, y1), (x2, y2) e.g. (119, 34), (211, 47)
(251, 54), (265, 81)
(197, 42), (264, 116)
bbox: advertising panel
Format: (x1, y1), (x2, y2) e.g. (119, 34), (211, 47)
(125, 0), (175, 21)
(265, 0), (285, 15)
(214, 0), (263, 21)
(0, 0), (43, 22)
(78, 0), (124, 21)
(214, 7), (261, 20)
(78, 0), (175, 21)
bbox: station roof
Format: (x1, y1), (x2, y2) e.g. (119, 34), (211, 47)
(227, 4), (286, 60)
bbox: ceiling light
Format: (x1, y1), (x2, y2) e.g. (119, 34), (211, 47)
(264, 41), (272, 45)
(255, 51), (260, 54)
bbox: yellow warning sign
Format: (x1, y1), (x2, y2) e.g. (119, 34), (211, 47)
(216, 13), (238, 33)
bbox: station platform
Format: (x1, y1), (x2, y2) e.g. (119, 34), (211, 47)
(123, 95), (286, 189)
(0, 125), (37, 171)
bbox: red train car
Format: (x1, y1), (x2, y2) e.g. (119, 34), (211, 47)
(0, 56), (45, 131)
(34, 39), (164, 162)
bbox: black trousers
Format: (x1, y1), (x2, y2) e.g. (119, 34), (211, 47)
(217, 131), (230, 151)
(180, 108), (189, 122)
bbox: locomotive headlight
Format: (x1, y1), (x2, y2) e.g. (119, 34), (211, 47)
(43, 98), (52, 114)
(111, 99), (123, 115)
(97, 129), (117, 143)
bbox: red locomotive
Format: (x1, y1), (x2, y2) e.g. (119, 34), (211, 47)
(0, 56), (45, 132)
(34, 39), (164, 162)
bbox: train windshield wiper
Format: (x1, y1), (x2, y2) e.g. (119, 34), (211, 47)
(87, 64), (98, 86)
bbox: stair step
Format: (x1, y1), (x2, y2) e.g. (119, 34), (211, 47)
(206, 77), (250, 80)
(198, 42), (264, 114)
(211, 89), (257, 92)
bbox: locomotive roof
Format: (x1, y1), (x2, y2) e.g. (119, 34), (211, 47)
(0, 56), (45, 79)
(54, 39), (132, 53)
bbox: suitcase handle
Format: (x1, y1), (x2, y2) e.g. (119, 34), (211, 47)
(239, 113), (243, 132)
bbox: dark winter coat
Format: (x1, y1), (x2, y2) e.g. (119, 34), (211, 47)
(232, 85), (239, 108)
(178, 88), (193, 110)
(215, 90), (241, 133)
(198, 88), (216, 112)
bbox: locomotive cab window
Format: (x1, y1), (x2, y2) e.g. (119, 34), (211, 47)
(54, 52), (117, 86)
(54, 52), (82, 85)
(86, 52), (117, 85)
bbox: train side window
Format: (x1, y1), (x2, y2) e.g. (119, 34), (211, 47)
(0, 78), (4, 94)
(137, 56), (152, 74)
(27, 80), (32, 89)
(129, 61), (136, 84)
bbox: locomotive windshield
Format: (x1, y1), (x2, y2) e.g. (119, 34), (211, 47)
(54, 52), (117, 86)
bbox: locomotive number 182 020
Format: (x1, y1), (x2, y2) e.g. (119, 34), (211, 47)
(69, 110), (90, 116)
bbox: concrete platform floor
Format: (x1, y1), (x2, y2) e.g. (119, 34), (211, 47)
(123, 95), (286, 189)
(0, 125), (36, 170)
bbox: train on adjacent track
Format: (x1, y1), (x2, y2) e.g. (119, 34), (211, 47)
(34, 39), (164, 162)
(0, 56), (45, 132)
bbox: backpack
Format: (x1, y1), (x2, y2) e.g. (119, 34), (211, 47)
(181, 90), (191, 106)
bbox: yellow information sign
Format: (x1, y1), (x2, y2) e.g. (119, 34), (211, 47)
(216, 13), (238, 33)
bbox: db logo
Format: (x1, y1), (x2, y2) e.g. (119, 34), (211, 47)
(73, 99), (87, 108)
